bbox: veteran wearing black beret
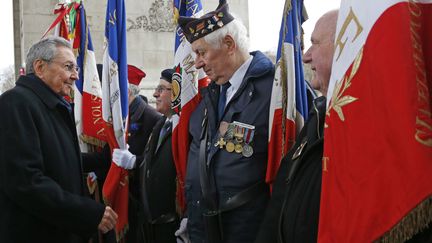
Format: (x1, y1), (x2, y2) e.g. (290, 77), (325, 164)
(177, 1), (275, 243)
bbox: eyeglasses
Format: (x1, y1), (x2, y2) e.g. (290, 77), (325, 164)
(63, 63), (80, 73)
(45, 59), (80, 73)
(154, 85), (172, 93)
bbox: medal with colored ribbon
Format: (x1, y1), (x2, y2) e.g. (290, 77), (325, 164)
(242, 127), (254, 157)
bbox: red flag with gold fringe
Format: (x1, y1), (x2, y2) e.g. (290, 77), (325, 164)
(318, 1), (432, 242)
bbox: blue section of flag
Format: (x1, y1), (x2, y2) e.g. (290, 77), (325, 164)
(105, 0), (128, 119)
(276, 0), (308, 120)
(174, 0), (203, 51)
(75, 4), (86, 95)
(75, 4), (97, 96)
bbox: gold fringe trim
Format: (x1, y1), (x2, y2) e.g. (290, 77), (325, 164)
(376, 195), (432, 243)
(101, 197), (130, 243)
(115, 223), (129, 243)
(80, 134), (106, 148)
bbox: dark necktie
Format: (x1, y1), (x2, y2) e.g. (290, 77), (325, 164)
(157, 120), (171, 149)
(218, 82), (231, 121)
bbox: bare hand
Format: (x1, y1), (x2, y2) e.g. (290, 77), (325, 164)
(98, 206), (118, 233)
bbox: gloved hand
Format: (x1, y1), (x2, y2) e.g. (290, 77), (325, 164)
(112, 148), (136, 169)
(175, 218), (190, 243)
(87, 172), (97, 182)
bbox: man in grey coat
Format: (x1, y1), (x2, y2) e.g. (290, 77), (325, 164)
(0, 36), (117, 243)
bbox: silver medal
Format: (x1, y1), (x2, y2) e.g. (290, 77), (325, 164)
(242, 144), (253, 157)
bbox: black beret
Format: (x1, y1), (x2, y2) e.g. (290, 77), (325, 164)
(160, 68), (175, 83)
(178, 0), (234, 44)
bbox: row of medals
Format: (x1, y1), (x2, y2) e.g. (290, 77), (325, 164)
(215, 124), (254, 157)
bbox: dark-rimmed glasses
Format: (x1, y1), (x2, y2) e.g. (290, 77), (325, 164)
(155, 85), (172, 93)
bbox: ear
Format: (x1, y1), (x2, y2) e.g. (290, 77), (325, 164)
(223, 35), (236, 54)
(33, 59), (46, 78)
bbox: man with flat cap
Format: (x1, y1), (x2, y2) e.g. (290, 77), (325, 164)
(177, 1), (275, 242)
(83, 64), (161, 243)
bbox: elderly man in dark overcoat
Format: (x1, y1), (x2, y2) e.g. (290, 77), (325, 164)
(177, 1), (275, 242)
(0, 36), (117, 243)
(254, 10), (338, 243)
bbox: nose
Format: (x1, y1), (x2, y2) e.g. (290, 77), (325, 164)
(70, 72), (79, 81)
(153, 89), (159, 98)
(303, 47), (312, 64)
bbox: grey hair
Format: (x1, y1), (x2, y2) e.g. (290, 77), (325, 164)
(25, 36), (71, 74)
(128, 84), (141, 97)
(203, 18), (249, 55)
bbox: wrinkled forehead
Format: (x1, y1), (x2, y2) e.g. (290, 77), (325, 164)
(53, 46), (76, 63)
(158, 79), (172, 87)
(191, 38), (211, 51)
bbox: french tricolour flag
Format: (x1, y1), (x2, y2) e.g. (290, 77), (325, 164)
(267, 0), (309, 184)
(101, 0), (129, 239)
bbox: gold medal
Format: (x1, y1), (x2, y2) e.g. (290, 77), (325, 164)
(234, 144), (243, 153)
(225, 142), (235, 153)
(214, 137), (226, 148)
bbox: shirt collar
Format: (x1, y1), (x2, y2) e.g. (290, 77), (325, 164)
(225, 55), (253, 101)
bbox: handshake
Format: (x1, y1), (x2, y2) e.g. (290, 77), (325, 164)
(112, 148), (136, 169)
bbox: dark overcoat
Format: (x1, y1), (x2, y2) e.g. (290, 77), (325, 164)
(138, 116), (179, 243)
(81, 95), (161, 243)
(0, 75), (105, 243)
(254, 96), (326, 243)
(186, 51), (274, 243)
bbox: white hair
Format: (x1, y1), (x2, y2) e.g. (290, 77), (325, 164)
(203, 18), (250, 55)
(128, 84), (141, 97)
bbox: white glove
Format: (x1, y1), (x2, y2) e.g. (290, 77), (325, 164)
(175, 218), (190, 243)
(112, 148), (136, 169)
(87, 172), (97, 182)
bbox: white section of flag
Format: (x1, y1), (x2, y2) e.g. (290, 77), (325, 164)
(102, 46), (127, 149)
(327, 0), (432, 104)
(268, 42), (297, 140)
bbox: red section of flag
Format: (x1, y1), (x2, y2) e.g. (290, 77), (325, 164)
(82, 93), (106, 144)
(266, 108), (296, 184)
(318, 3), (432, 242)
(102, 125), (129, 238)
(172, 76), (209, 213)
(42, 3), (72, 38)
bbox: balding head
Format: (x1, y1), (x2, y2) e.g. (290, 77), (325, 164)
(303, 10), (338, 96)
(316, 10), (338, 44)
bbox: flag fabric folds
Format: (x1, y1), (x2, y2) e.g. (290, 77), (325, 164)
(267, 0), (308, 184)
(319, 1), (432, 242)
(172, 0), (209, 214)
(101, 0), (129, 239)
(42, 2), (76, 39)
(74, 4), (106, 151)
(44, 2), (106, 151)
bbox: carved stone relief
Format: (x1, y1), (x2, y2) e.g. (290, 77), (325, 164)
(127, 0), (175, 32)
